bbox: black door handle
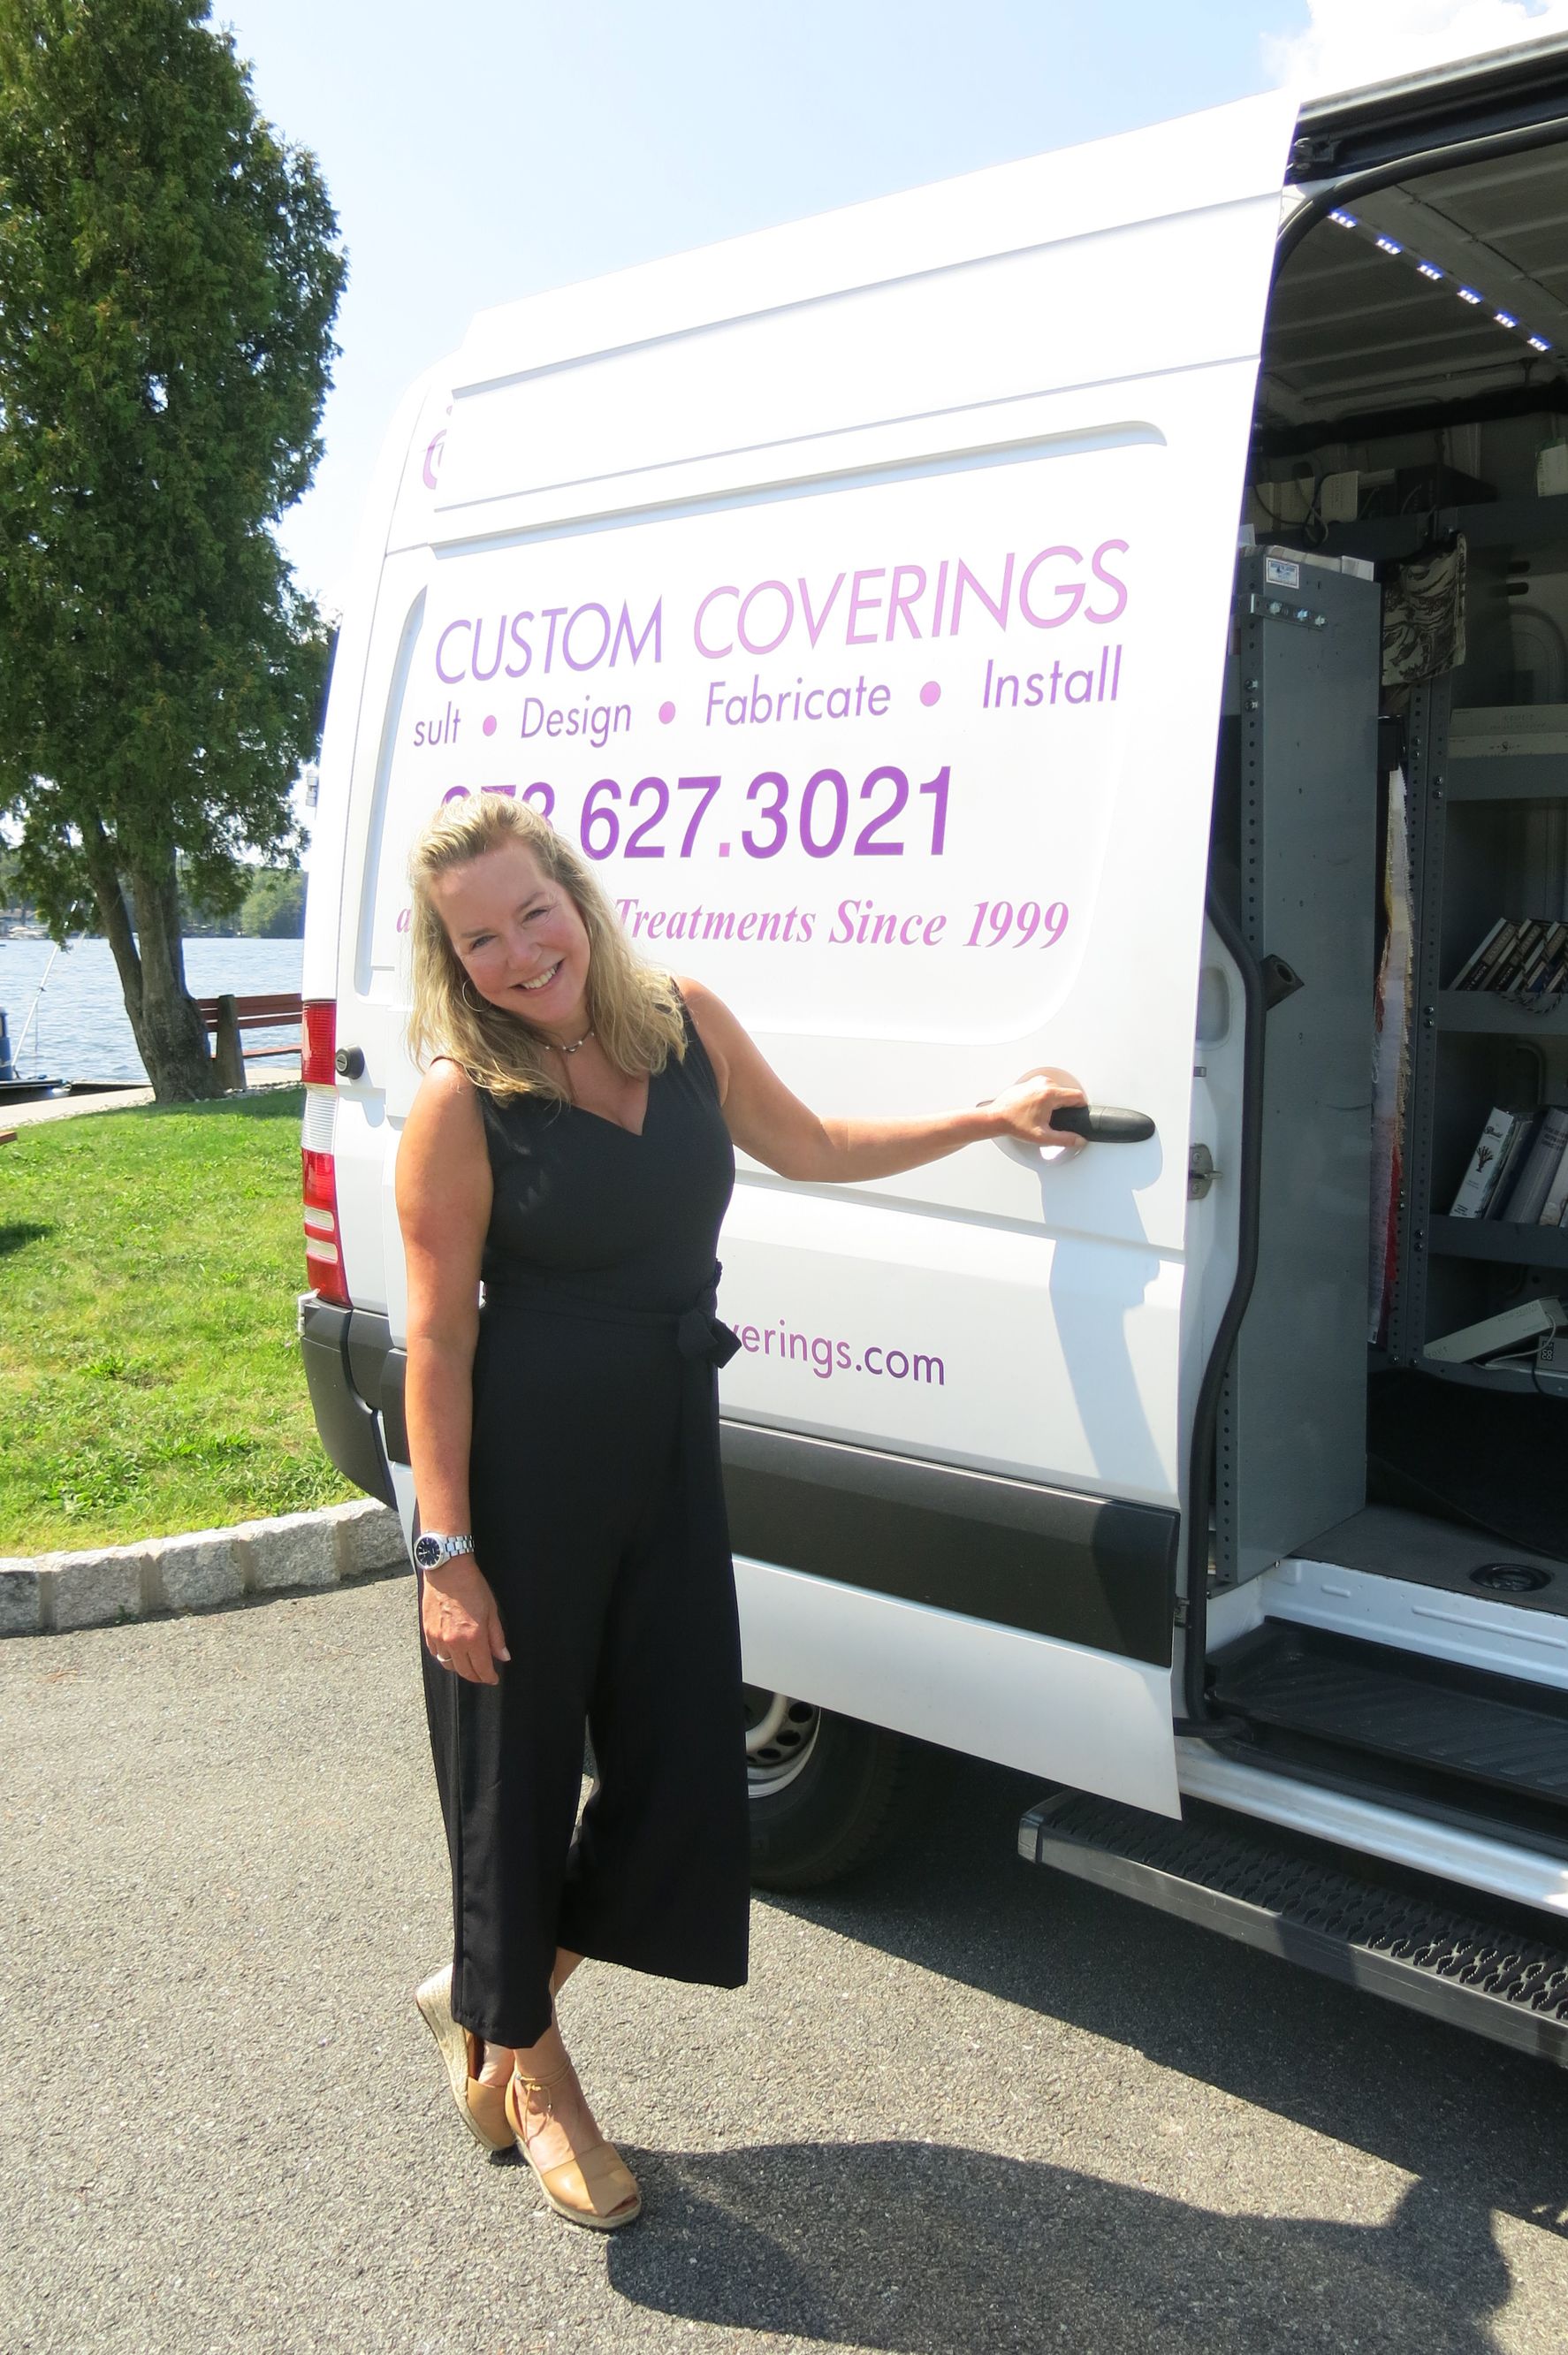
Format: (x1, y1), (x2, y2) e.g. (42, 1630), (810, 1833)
(1050, 1103), (1156, 1143)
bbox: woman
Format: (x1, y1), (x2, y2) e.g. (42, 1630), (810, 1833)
(398, 791), (1085, 2230)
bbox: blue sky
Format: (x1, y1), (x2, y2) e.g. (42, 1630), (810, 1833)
(216, 0), (1568, 610)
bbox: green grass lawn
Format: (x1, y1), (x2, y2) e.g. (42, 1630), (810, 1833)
(0, 1089), (354, 1554)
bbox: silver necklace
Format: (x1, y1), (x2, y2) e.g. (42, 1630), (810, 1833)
(552, 1026), (594, 1056)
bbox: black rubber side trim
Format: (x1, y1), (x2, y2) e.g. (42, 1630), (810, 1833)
(299, 1298), (395, 1508)
(381, 1344), (409, 1467)
(720, 1421), (1178, 1666)
(346, 1310), (391, 1415)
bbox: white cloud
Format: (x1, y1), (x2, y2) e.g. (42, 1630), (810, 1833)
(1266, 0), (1568, 97)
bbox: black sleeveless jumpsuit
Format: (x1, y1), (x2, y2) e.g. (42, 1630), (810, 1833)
(417, 1010), (750, 2052)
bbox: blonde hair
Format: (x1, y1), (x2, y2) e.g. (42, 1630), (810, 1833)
(406, 794), (687, 1102)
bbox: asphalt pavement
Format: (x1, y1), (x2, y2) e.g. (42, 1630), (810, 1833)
(4, 1573), (1568, 2355)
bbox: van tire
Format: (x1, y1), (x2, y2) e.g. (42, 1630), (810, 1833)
(746, 1698), (906, 1891)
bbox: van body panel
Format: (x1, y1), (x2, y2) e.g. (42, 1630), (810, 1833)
(735, 1555), (1182, 1816)
(304, 376), (438, 1004)
(432, 181), (1293, 530)
(717, 1180), (1184, 1505)
(451, 92), (1298, 378)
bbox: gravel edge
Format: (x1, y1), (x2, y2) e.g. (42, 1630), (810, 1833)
(0, 1498), (408, 1635)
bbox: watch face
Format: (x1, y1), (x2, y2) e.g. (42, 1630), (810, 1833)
(414, 1535), (440, 1570)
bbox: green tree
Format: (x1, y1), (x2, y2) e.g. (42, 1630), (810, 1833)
(0, 0), (343, 1097)
(237, 865), (304, 938)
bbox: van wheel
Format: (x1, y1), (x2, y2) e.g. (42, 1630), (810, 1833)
(744, 1686), (905, 1890)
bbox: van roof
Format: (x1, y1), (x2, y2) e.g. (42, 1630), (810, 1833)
(453, 91), (1291, 392)
(1293, 33), (1568, 179)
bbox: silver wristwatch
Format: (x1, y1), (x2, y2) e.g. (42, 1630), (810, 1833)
(413, 1531), (476, 1572)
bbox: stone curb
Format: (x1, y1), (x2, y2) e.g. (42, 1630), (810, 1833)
(0, 1498), (409, 1636)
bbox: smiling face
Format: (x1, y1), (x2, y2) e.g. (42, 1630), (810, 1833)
(429, 841), (593, 1043)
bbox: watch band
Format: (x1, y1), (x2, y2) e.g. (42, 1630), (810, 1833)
(414, 1531), (475, 1571)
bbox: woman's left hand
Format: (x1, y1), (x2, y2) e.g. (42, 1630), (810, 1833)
(986, 1066), (1089, 1149)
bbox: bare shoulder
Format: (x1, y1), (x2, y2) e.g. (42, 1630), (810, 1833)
(673, 973), (749, 1097)
(398, 1059), (488, 1210)
(407, 1056), (483, 1135)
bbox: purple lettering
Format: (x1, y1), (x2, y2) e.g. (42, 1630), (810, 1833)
(737, 581), (793, 657)
(506, 614), (534, 677)
(694, 587), (737, 659)
(846, 568), (886, 646)
(950, 554), (1014, 636)
(1019, 547), (1085, 629)
(798, 573), (845, 650)
(435, 619), (471, 683)
(562, 603), (613, 672)
(1086, 539), (1130, 624)
(470, 614), (506, 682)
(539, 606), (568, 671)
(886, 565), (926, 639)
(611, 598), (663, 667)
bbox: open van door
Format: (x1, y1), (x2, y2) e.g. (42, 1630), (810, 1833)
(338, 88), (1301, 1818)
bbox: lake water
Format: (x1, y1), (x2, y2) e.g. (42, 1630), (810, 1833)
(0, 936), (305, 1083)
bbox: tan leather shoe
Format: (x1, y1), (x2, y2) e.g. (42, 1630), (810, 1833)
(414, 1965), (512, 2153)
(506, 2065), (642, 2229)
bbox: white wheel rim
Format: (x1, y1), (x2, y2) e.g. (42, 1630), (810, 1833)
(742, 1686), (821, 1795)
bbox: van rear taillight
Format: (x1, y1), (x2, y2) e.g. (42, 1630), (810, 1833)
(301, 1007), (349, 1306)
(302, 999), (337, 1086)
(301, 1147), (347, 1305)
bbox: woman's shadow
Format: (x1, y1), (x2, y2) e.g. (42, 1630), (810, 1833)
(607, 2153), (1507, 2352)
(604, 1747), (1568, 2347)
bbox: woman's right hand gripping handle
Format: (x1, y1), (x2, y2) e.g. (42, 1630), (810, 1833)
(421, 1558), (511, 1685)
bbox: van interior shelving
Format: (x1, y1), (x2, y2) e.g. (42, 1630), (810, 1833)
(1199, 120), (1568, 1816)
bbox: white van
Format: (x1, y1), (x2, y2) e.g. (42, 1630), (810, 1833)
(301, 38), (1568, 2066)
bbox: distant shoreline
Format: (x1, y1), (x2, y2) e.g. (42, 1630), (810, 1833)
(0, 926), (303, 945)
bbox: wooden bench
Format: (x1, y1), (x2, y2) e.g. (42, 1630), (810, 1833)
(196, 992), (302, 1091)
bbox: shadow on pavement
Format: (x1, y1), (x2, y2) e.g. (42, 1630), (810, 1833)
(608, 2148), (1505, 2351)
(758, 1748), (1568, 2245)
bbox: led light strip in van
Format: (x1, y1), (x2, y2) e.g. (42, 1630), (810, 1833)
(1327, 208), (1554, 354)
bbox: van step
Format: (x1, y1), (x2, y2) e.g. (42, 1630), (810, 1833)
(1210, 1622), (1568, 1809)
(1020, 1789), (1568, 2064)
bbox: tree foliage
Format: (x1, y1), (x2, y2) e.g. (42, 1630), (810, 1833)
(0, 0), (343, 1094)
(237, 865), (304, 938)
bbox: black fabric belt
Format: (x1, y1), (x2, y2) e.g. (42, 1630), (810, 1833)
(482, 1262), (742, 1369)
